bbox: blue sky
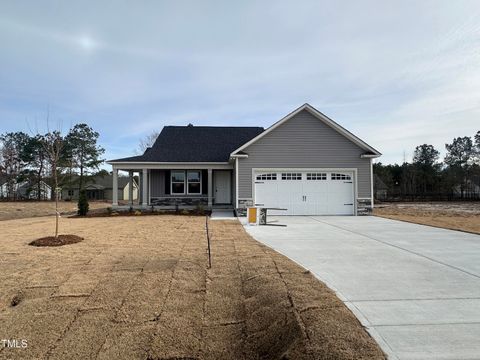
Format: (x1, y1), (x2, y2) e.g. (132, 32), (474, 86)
(1, 1), (479, 165)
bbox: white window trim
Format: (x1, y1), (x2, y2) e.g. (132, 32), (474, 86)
(170, 170), (203, 195)
(187, 170), (202, 195)
(171, 171), (186, 195)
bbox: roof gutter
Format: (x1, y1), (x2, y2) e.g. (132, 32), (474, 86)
(106, 161), (231, 165)
(360, 154), (381, 158)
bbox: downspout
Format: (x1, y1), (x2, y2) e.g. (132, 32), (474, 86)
(235, 157), (239, 209)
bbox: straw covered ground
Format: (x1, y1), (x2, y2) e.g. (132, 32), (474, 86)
(374, 201), (480, 234)
(0, 215), (384, 359)
(0, 201), (109, 221)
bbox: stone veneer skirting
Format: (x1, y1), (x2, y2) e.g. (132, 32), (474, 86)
(151, 197), (208, 207)
(236, 199), (254, 216)
(356, 198), (372, 215)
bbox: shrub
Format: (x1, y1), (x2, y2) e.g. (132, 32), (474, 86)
(195, 203), (205, 215)
(77, 190), (89, 216)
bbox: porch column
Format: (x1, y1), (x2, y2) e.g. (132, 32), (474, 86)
(128, 170), (134, 206)
(142, 168), (148, 207)
(112, 168), (118, 206)
(208, 169), (213, 208)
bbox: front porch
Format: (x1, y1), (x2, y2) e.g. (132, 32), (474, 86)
(111, 164), (234, 209)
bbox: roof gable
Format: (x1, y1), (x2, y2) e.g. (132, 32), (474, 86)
(230, 103), (381, 157)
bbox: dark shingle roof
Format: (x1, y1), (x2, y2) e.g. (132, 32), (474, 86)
(110, 126), (264, 163)
(85, 175), (131, 189)
(64, 174), (132, 189)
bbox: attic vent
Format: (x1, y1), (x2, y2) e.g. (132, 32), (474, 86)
(187, 123), (193, 127)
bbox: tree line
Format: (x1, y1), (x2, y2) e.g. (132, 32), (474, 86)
(0, 124), (104, 200)
(374, 131), (480, 201)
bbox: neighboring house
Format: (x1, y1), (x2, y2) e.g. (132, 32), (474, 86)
(0, 179), (52, 200)
(62, 174), (139, 202)
(374, 174), (388, 201)
(453, 179), (480, 199)
(107, 104), (381, 215)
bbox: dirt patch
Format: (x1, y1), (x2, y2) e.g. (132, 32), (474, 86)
(374, 202), (480, 234)
(0, 216), (385, 359)
(10, 292), (24, 307)
(29, 234), (84, 247)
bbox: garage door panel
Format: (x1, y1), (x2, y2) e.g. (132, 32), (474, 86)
(254, 181), (278, 208)
(327, 177), (354, 215)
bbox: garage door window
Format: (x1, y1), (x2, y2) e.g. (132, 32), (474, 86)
(256, 173), (277, 180)
(306, 173), (327, 180)
(281, 173), (302, 180)
(331, 173), (351, 180)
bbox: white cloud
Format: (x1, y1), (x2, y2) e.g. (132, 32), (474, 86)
(0, 0), (479, 163)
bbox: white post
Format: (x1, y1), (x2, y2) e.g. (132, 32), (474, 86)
(112, 168), (118, 206)
(207, 169), (213, 208)
(128, 170), (134, 206)
(142, 168), (148, 207)
(370, 158), (374, 210)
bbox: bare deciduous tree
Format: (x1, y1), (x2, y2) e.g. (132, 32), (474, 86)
(136, 130), (159, 154)
(41, 131), (65, 238)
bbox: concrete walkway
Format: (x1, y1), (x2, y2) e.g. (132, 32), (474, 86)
(210, 209), (236, 220)
(244, 216), (480, 360)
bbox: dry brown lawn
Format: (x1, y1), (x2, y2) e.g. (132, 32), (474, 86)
(0, 215), (384, 360)
(374, 202), (480, 234)
(0, 201), (109, 221)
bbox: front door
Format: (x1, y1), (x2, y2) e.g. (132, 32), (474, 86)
(214, 171), (231, 204)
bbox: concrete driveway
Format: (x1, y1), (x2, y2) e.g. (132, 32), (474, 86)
(244, 216), (480, 360)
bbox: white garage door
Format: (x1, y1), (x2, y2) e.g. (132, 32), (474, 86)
(254, 170), (355, 215)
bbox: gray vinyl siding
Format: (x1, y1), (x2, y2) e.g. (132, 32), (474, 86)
(150, 170), (166, 197)
(238, 109), (372, 199)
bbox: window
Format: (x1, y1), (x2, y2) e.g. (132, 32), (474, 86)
(281, 173), (302, 180)
(171, 171), (185, 194)
(187, 171), (201, 194)
(67, 190), (74, 196)
(256, 173), (277, 180)
(331, 173), (351, 180)
(171, 171), (202, 195)
(306, 173), (327, 180)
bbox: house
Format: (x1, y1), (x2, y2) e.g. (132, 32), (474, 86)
(107, 104), (381, 215)
(374, 174), (389, 201)
(62, 174), (139, 202)
(453, 179), (480, 199)
(0, 179), (52, 200)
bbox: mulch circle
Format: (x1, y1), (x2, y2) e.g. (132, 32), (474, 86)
(29, 235), (84, 247)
